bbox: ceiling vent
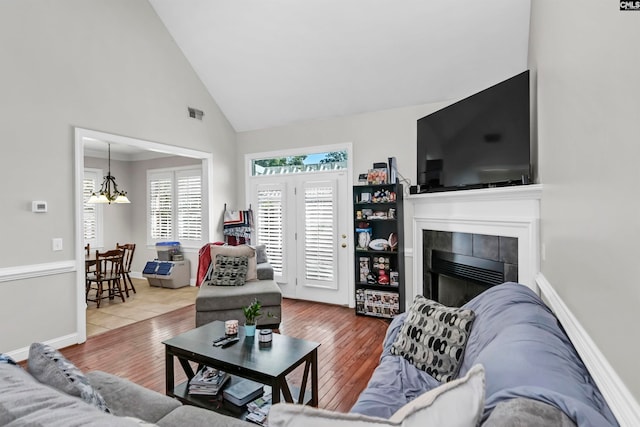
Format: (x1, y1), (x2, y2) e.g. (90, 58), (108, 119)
(188, 107), (204, 120)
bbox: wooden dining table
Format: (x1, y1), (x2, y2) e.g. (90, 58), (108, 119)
(85, 252), (97, 263)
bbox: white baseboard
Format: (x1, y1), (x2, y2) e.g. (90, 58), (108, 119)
(7, 333), (79, 362)
(536, 273), (640, 427)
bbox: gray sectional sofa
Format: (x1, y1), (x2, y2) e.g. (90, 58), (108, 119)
(350, 283), (619, 427)
(0, 358), (252, 426)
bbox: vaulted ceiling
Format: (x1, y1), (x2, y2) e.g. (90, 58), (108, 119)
(148, 0), (531, 132)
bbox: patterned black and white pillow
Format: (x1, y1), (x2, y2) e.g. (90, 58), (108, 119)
(390, 295), (475, 383)
(210, 255), (249, 286)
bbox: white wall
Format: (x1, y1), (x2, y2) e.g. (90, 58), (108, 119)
(0, 0), (236, 354)
(530, 0), (640, 400)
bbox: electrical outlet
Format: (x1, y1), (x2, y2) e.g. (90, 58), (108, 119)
(52, 238), (63, 251)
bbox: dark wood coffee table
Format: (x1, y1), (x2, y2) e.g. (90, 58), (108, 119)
(163, 321), (320, 415)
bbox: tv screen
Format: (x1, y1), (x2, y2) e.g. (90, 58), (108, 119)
(417, 70), (531, 192)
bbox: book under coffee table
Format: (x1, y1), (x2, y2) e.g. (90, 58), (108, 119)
(163, 320), (320, 417)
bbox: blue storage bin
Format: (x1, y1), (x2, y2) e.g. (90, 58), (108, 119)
(156, 241), (181, 261)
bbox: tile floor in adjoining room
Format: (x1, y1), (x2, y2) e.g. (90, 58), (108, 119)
(86, 278), (199, 337)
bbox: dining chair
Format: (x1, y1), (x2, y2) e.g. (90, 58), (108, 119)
(116, 243), (136, 297)
(86, 249), (125, 308)
(84, 243), (95, 287)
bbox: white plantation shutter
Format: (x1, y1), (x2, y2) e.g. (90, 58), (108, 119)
(149, 172), (173, 240)
(177, 171), (202, 241)
(83, 169), (102, 247)
(304, 183), (335, 282)
(148, 167), (204, 246)
(256, 184), (285, 275)
(83, 177), (97, 241)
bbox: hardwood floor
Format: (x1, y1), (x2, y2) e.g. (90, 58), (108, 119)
(62, 298), (391, 413)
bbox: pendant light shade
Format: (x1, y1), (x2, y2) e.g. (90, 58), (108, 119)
(88, 143), (130, 204)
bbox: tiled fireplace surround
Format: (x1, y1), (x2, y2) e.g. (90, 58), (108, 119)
(409, 185), (542, 305)
(423, 230), (519, 306)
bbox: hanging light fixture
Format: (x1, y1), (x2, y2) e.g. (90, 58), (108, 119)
(88, 143), (131, 204)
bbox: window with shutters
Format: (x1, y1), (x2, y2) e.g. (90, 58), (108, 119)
(303, 183), (335, 282)
(83, 169), (103, 248)
(148, 167), (203, 247)
(176, 170), (202, 241)
(256, 184), (285, 276)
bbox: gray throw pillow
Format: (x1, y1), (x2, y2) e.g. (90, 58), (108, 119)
(255, 245), (268, 264)
(390, 295), (475, 383)
(27, 342), (111, 413)
(209, 254), (248, 286)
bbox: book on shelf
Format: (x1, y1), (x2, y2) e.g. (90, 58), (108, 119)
(188, 366), (230, 395)
(246, 390), (272, 426)
(223, 377), (264, 407)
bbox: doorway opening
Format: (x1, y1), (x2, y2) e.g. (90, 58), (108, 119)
(245, 144), (353, 307)
(74, 127), (214, 343)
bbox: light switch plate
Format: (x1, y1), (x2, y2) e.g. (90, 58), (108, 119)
(32, 201), (47, 213)
(52, 238), (63, 251)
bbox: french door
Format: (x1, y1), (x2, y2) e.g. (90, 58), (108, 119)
(250, 171), (350, 306)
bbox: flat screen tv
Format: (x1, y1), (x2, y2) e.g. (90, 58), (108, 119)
(416, 70), (531, 193)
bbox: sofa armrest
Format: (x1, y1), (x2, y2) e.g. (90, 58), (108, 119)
(256, 262), (274, 280)
(482, 398), (577, 427)
(86, 371), (181, 423)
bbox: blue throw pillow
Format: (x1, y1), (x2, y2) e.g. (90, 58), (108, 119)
(0, 353), (17, 365)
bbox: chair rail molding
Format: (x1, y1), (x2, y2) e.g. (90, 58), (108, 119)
(0, 260), (76, 283)
(537, 273), (640, 427)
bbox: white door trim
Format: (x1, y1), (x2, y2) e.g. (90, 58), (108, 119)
(74, 127), (214, 344)
(244, 142), (354, 307)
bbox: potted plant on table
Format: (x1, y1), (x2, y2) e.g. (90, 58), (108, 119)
(242, 298), (276, 337)
(242, 299), (263, 337)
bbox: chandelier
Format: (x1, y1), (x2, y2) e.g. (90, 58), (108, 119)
(88, 143), (131, 204)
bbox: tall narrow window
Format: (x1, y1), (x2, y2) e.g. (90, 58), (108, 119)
(177, 171), (202, 241)
(148, 167), (203, 247)
(304, 183), (335, 282)
(256, 184), (285, 275)
(149, 172), (173, 240)
(83, 169), (103, 248)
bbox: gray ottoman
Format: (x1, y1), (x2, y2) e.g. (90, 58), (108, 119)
(195, 262), (282, 328)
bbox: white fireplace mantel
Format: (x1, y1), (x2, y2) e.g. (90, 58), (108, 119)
(408, 184), (543, 301)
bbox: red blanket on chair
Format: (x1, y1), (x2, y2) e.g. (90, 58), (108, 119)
(196, 242), (224, 287)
